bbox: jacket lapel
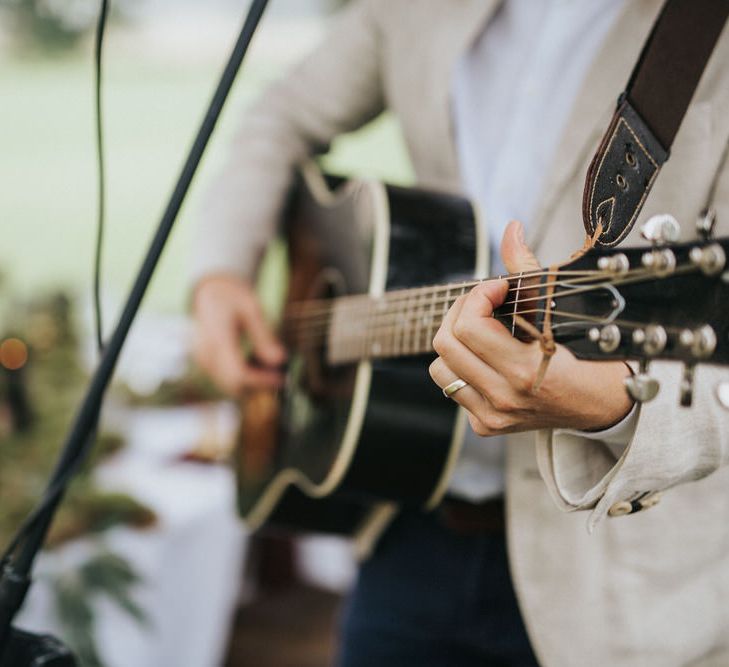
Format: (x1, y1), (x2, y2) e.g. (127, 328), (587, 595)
(527, 0), (664, 249)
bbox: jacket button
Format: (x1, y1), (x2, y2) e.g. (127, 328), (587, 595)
(608, 501), (632, 517)
(608, 492), (662, 517)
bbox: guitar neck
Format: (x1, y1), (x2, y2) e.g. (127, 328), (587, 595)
(284, 236), (729, 372)
(286, 274), (529, 365)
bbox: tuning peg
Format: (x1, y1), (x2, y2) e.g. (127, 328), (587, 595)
(680, 364), (695, 407)
(696, 207), (717, 240)
(587, 324), (621, 353)
(640, 214), (680, 245)
(689, 244), (726, 276)
(624, 366), (660, 404)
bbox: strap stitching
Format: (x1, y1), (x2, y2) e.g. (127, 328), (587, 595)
(588, 116), (661, 246)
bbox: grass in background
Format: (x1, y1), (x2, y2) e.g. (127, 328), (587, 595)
(1, 42), (412, 318)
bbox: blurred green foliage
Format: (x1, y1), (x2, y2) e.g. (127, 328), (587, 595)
(0, 293), (156, 550)
(4, 0), (99, 52)
(52, 550), (148, 667)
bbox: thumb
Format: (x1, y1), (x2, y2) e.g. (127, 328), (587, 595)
(501, 220), (541, 274)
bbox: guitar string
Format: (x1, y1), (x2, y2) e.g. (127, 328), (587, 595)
(283, 264), (669, 340)
(286, 263), (700, 354)
(289, 308), (560, 356)
(286, 266), (551, 308)
(284, 269), (599, 321)
(291, 312), (537, 356)
(292, 306), (699, 362)
(354, 262), (697, 346)
(282, 272), (601, 337)
(282, 265), (646, 332)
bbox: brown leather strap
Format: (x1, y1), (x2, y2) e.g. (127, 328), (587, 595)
(583, 0), (729, 247)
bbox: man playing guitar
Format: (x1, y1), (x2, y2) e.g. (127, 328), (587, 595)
(192, 1), (729, 665)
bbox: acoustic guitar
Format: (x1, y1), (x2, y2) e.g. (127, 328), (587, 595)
(234, 164), (729, 539)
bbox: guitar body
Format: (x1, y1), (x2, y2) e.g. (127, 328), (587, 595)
(236, 166), (486, 535)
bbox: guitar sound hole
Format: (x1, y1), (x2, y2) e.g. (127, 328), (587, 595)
(298, 270), (356, 403)
(280, 270), (358, 472)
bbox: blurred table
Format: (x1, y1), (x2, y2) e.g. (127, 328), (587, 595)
(17, 402), (247, 667)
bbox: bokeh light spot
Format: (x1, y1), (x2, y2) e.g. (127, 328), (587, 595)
(0, 338), (29, 371)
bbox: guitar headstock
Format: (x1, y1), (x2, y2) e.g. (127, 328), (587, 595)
(544, 214), (729, 406)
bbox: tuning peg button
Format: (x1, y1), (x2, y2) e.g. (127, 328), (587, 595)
(641, 249), (676, 275)
(643, 325), (667, 356)
(689, 243), (726, 276)
(691, 325), (717, 359)
(632, 329), (646, 346)
(696, 208), (717, 240)
(641, 214), (680, 245)
(598, 324), (621, 353)
(597, 253), (629, 274)
(624, 373), (660, 403)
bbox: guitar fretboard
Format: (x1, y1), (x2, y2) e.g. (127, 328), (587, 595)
(285, 274), (535, 365)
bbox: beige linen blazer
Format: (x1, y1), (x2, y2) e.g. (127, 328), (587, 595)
(193, 2), (729, 665)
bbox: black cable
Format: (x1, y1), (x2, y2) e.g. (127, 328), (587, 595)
(93, 0), (109, 353)
(0, 0), (110, 571)
(0, 0), (271, 648)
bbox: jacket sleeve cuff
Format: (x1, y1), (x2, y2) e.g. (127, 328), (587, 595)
(535, 427), (629, 513)
(536, 363), (728, 531)
(559, 402), (639, 458)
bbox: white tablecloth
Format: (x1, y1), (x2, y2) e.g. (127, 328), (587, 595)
(17, 403), (247, 667)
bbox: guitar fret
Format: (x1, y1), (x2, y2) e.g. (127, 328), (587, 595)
(418, 292), (424, 353)
(428, 287), (438, 351)
(365, 299), (375, 358)
(511, 272), (523, 336)
(391, 297), (400, 357)
(415, 292), (427, 353)
(411, 291), (419, 354)
(443, 286), (451, 336)
(328, 278), (506, 363)
(420, 289), (430, 353)
(401, 294), (413, 354)
(405, 292), (414, 355)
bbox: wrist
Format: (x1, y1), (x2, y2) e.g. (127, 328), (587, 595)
(582, 361), (635, 432)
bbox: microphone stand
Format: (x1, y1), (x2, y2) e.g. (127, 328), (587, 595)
(0, 1), (270, 662)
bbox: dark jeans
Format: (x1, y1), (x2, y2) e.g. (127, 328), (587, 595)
(337, 509), (539, 667)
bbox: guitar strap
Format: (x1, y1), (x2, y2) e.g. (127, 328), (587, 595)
(527, 2), (728, 388)
(582, 0), (729, 247)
